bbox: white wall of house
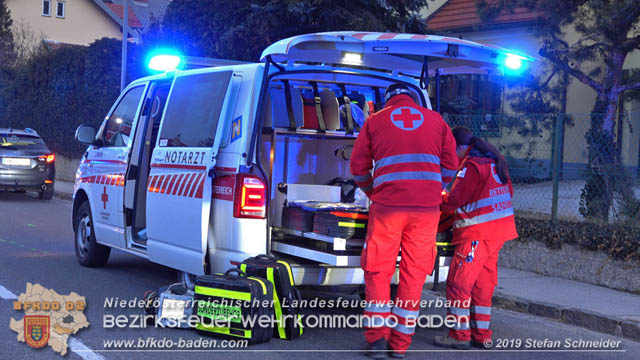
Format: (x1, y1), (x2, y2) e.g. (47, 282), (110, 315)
(7, 0), (123, 46)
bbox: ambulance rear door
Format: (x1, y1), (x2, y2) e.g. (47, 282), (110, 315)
(146, 69), (235, 275)
(261, 31), (535, 77)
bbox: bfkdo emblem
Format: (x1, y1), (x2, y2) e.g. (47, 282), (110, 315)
(24, 315), (50, 348)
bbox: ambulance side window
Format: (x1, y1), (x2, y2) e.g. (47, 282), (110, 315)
(102, 86), (145, 147)
(159, 71), (232, 147)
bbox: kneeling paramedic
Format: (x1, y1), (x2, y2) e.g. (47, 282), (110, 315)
(434, 127), (518, 349)
(350, 83), (458, 358)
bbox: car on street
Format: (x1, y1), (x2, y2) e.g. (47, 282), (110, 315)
(0, 128), (55, 200)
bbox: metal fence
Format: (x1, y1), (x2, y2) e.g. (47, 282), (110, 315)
(444, 112), (640, 224)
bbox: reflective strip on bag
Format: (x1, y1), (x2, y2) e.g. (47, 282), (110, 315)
(277, 261), (295, 286)
(338, 221), (365, 228)
(194, 286), (251, 301)
(195, 323), (252, 338)
(454, 207), (514, 228)
(248, 277), (268, 295)
(267, 267), (287, 339)
(375, 153), (440, 171)
(373, 171), (442, 188)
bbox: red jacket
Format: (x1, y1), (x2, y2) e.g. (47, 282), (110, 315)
(350, 94), (458, 207)
(442, 154), (518, 244)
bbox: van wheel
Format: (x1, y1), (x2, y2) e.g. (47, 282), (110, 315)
(74, 201), (110, 267)
(39, 186), (54, 200)
(178, 271), (198, 290)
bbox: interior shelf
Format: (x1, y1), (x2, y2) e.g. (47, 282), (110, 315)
(272, 226), (364, 251)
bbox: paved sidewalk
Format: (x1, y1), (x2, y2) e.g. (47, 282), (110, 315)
(487, 268), (639, 340)
(54, 180), (74, 201)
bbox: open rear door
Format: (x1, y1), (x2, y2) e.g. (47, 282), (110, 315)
(261, 31), (534, 76)
(146, 69), (234, 275)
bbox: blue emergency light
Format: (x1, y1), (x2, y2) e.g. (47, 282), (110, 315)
(147, 51), (183, 72)
(505, 53), (523, 70)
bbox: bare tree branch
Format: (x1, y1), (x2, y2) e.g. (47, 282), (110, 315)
(617, 81), (640, 92)
(539, 47), (603, 92)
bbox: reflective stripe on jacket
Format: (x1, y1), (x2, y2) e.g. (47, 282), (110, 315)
(350, 94), (458, 207)
(441, 156), (518, 243)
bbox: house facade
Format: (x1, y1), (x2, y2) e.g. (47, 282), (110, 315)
(5, 0), (154, 46)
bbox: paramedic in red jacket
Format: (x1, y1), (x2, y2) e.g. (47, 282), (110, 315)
(350, 83), (458, 358)
(433, 127), (518, 350)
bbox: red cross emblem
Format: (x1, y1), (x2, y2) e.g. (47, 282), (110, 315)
(391, 107), (424, 131)
(101, 186), (108, 209)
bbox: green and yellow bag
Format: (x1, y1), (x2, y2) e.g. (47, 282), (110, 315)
(193, 268), (274, 344)
(239, 255), (304, 340)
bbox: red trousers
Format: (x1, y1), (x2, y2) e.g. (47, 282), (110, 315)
(446, 239), (505, 342)
(361, 203), (439, 353)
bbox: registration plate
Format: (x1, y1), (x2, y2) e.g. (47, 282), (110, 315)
(1, 157), (31, 166)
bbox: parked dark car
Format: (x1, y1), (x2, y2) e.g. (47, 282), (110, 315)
(0, 128), (55, 200)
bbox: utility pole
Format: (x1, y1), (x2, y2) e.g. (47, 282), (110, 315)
(120, 0), (129, 92)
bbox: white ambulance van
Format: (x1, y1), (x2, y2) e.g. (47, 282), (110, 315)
(72, 32), (532, 288)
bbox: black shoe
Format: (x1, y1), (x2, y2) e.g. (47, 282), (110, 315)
(364, 339), (387, 359)
(387, 350), (405, 359)
(471, 339), (493, 349)
(433, 335), (471, 350)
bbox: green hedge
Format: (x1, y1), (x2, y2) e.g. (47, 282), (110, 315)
(0, 38), (144, 158)
(515, 217), (640, 263)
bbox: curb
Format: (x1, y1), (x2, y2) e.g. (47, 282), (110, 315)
(54, 191), (73, 201)
(491, 292), (640, 341)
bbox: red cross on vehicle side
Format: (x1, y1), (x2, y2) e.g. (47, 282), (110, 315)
(101, 186), (108, 209)
(391, 107), (424, 131)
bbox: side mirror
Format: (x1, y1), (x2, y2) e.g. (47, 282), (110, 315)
(75, 125), (96, 145)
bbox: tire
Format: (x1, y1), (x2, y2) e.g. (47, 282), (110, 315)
(74, 201), (111, 267)
(39, 186), (54, 200)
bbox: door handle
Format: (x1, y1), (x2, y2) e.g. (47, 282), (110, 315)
(117, 153), (127, 159)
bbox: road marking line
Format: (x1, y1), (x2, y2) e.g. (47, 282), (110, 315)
(69, 337), (107, 360)
(0, 284), (105, 360)
(0, 285), (17, 299)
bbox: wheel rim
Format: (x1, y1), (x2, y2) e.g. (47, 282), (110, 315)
(76, 215), (91, 257)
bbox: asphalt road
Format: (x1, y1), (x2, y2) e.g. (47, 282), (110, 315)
(1, 190), (639, 360)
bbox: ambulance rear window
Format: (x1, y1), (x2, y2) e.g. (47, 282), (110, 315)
(159, 70), (232, 147)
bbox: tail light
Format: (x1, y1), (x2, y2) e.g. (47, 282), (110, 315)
(233, 174), (266, 219)
(38, 154), (55, 163)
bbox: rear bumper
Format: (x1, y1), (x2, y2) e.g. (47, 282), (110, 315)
(0, 167), (55, 189)
(292, 256), (451, 286)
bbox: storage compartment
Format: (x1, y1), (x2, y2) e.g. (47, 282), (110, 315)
(312, 211), (368, 239)
(258, 74), (393, 266)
